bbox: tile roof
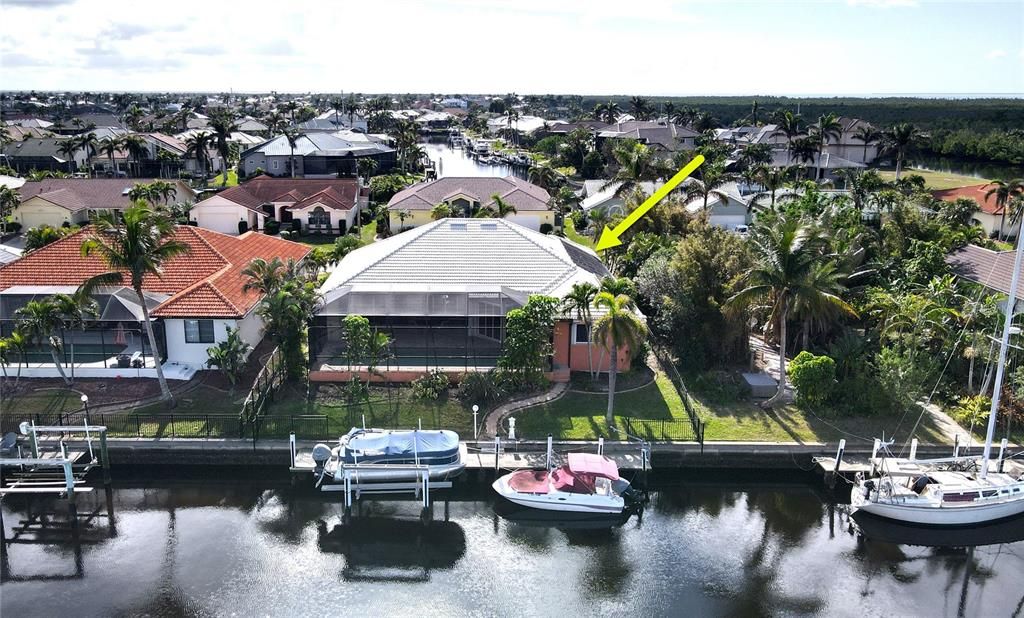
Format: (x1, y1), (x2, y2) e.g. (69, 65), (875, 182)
(932, 184), (1001, 214)
(0, 226), (310, 318)
(2, 138), (69, 160)
(321, 218), (607, 298)
(946, 244), (1024, 298)
(17, 178), (195, 212)
(388, 176), (551, 212)
(205, 177), (360, 212)
(243, 132), (393, 158)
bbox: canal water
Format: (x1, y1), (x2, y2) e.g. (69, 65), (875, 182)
(423, 140), (526, 179)
(2, 473), (1023, 617)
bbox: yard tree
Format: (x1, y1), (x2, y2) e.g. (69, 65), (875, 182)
(206, 327), (251, 391)
(82, 204), (191, 404)
(561, 282), (599, 379)
(53, 289), (99, 384)
(15, 298), (72, 386)
(592, 291), (647, 425)
(499, 295), (559, 390)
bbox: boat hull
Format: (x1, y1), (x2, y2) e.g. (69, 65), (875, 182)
(851, 497), (1024, 525)
(491, 475), (625, 514)
(331, 461), (465, 483)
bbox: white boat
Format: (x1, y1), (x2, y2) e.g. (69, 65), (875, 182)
(313, 428), (466, 484)
(851, 219), (1024, 527)
(492, 453), (638, 514)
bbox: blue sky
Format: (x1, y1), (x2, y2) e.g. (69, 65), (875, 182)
(1, 0), (1021, 95)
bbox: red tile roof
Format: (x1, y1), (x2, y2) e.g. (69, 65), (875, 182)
(932, 184), (1001, 214)
(0, 226), (310, 318)
(208, 176), (359, 212)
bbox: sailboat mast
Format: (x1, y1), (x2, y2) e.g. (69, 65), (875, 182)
(981, 220), (1024, 477)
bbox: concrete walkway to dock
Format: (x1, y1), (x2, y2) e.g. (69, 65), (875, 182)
(483, 381), (569, 437)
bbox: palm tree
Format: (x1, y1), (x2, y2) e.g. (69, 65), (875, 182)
(749, 99), (761, 125)
(52, 290), (99, 383)
(504, 108), (520, 146)
(57, 138), (79, 173)
(686, 161), (735, 211)
(344, 94), (361, 127)
(3, 329), (29, 387)
(209, 112), (238, 186)
(985, 178), (1024, 242)
(265, 111), (287, 135)
(0, 186), (19, 235)
(809, 113), (843, 180)
(834, 168), (883, 210)
(771, 110), (805, 146)
(528, 164), (560, 191)
(593, 101), (621, 124)
(629, 96), (652, 121)
(562, 282), (599, 379)
(330, 97), (344, 127)
(788, 137), (818, 180)
(281, 129), (300, 178)
(184, 131), (212, 184)
(881, 122), (921, 180)
(431, 203), (453, 220)
(853, 125), (882, 163)
(750, 166), (795, 212)
(592, 291), (647, 424)
(81, 205), (191, 404)
(121, 134), (147, 178)
(98, 135), (124, 176)
(356, 157), (378, 180)
(603, 140), (662, 197)
(491, 194), (517, 217)
(16, 298), (73, 385)
(727, 215), (857, 407)
(241, 257), (286, 295)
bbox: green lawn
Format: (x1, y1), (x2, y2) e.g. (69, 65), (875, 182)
(360, 220), (378, 243)
(202, 170), (239, 188)
(564, 219), (594, 248)
(877, 167), (988, 190)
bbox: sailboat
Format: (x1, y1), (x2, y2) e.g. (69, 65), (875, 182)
(850, 229), (1024, 526)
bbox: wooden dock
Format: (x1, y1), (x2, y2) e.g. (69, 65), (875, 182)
(814, 455), (1024, 478)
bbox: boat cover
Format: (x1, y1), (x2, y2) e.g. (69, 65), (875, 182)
(567, 453), (619, 480)
(343, 428), (460, 459)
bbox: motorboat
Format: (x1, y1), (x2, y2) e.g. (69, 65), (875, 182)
(312, 428), (466, 485)
(850, 217), (1024, 527)
(492, 453), (639, 515)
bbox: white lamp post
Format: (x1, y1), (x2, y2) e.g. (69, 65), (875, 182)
(472, 405), (479, 440)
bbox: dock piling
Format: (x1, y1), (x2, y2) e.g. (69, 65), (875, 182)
(953, 434), (960, 458)
(99, 432), (111, 486)
(546, 435), (552, 471)
(289, 433), (297, 469)
(998, 438), (1008, 473)
(598, 438), (604, 456)
(62, 461), (75, 504)
(909, 438), (918, 461)
(830, 439), (846, 489)
(494, 437), (500, 472)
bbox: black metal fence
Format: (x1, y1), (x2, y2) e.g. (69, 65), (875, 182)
(652, 346), (706, 449)
(622, 417), (700, 442)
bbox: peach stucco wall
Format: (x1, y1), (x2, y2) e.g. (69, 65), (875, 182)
(552, 320), (630, 373)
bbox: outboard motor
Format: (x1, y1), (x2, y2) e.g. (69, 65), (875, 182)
(311, 443), (333, 473)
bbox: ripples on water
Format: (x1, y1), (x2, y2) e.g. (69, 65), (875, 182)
(2, 473), (1023, 617)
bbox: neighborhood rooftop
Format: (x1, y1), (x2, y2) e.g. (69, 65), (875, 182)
(388, 176), (552, 211)
(15, 178), (190, 212)
(212, 176), (360, 212)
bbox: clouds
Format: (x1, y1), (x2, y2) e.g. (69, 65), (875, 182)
(846, 0), (919, 7)
(3, 0), (76, 7)
(985, 49), (1008, 60)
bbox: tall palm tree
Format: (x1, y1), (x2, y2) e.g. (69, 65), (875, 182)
(686, 161), (735, 211)
(241, 257), (286, 295)
(881, 122), (921, 180)
(750, 165), (795, 212)
(209, 112), (239, 186)
(98, 135), (124, 176)
(504, 108), (520, 146)
(330, 97), (344, 127)
(81, 205), (191, 404)
(727, 215), (857, 406)
(808, 113), (843, 180)
(52, 290), (99, 384)
(527, 164), (560, 191)
(788, 137), (818, 180)
(562, 282), (599, 379)
(280, 128), (300, 178)
(344, 94), (361, 127)
(603, 140), (662, 197)
(985, 178), (1024, 242)
(629, 96), (652, 121)
(57, 138), (79, 173)
(853, 125), (882, 163)
(184, 131), (212, 184)
(15, 298), (72, 385)
(592, 291), (647, 424)
(356, 157), (378, 180)
(593, 101), (621, 125)
(121, 134), (147, 178)
(771, 110), (805, 145)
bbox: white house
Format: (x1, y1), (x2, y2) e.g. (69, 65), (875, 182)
(386, 176), (554, 232)
(192, 176), (366, 235)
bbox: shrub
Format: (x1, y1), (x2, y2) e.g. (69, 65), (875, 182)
(291, 219), (301, 233)
(951, 395), (990, 429)
(264, 219), (280, 235)
(411, 369), (451, 401)
(8, 222), (22, 233)
(787, 351), (837, 407)
(456, 370), (506, 406)
(539, 223), (553, 235)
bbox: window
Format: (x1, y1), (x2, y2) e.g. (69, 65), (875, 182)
(573, 323), (590, 344)
(309, 206), (330, 227)
(478, 316), (502, 340)
(271, 160), (279, 170)
(184, 319), (215, 344)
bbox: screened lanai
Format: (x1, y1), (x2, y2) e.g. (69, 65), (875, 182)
(0, 286), (168, 369)
(310, 287), (528, 371)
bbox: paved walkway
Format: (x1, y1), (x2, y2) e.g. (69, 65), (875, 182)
(482, 382), (569, 437)
(748, 335), (794, 404)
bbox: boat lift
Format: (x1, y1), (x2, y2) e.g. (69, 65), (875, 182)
(0, 421), (112, 503)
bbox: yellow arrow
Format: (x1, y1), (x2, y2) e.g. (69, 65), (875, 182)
(594, 154), (706, 252)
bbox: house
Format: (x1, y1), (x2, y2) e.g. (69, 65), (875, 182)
(313, 110), (368, 132)
(1, 138), (88, 174)
(139, 133), (221, 178)
(947, 244), (1024, 298)
(932, 184), (1004, 238)
(597, 121), (700, 153)
(683, 181), (751, 231)
(240, 132), (396, 178)
(486, 115), (561, 137)
(235, 118), (270, 136)
(191, 176), (365, 235)
(730, 117), (881, 164)
(311, 218), (630, 383)
(580, 180), (662, 216)
(765, 149), (865, 182)
(0, 226), (310, 379)
(12, 178), (196, 230)
(386, 176), (554, 232)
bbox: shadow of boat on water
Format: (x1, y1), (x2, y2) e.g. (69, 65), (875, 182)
(853, 511), (1024, 547)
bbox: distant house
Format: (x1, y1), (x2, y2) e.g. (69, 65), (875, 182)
(240, 132), (395, 178)
(580, 180), (662, 216)
(191, 176), (366, 235)
(486, 115), (561, 136)
(683, 181), (751, 231)
(766, 150), (865, 182)
(0, 226), (310, 379)
(729, 117), (881, 165)
(12, 178), (196, 230)
(313, 110), (369, 132)
(139, 133), (221, 178)
(1, 138), (88, 174)
(386, 176), (554, 232)
(597, 120), (700, 153)
(932, 183), (1004, 238)
(545, 121), (610, 136)
(235, 118), (270, 135)
(312, 218), (629, 383)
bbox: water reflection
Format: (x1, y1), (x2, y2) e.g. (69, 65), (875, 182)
(422, 140), (526, 179)
(2, 478), (1023, 617)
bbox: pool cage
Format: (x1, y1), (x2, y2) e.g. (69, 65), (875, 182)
(311, 289), (525, 372)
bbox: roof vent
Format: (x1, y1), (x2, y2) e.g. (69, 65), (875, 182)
(450, 222), (467, 231)
(480, 222), (497, 231)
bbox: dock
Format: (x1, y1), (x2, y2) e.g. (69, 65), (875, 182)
(0, 422), (113, 501)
